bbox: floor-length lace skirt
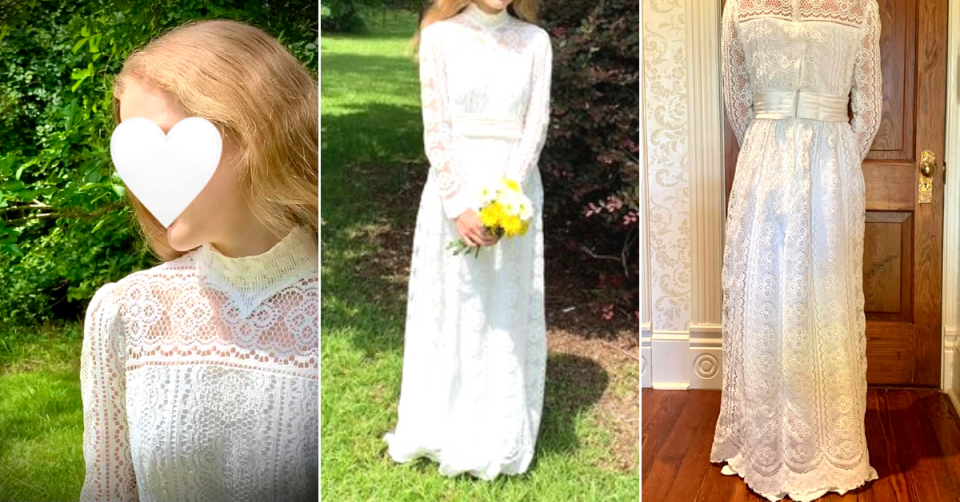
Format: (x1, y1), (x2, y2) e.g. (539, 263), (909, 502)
(383, 136), (548, 480)
(709, 118), (879, 502)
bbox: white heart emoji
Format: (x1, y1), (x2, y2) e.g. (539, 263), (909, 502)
(110, 116), (223, 228)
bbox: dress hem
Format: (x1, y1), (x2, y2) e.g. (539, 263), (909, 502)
(710, 451), (879, 502)
(382, 432), (533, 481)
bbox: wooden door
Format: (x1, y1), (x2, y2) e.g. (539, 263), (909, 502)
(722, 0), (946, 387)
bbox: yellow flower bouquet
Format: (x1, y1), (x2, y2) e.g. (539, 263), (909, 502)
(446, 178), (534, 258)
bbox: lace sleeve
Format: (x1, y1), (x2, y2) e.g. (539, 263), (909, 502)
(420, 25), (474, 219)
(80, 283), (138, 502)
(506, 28), (552, 186)
(851, 0), (883, 162)
(721, 0), (753, 146)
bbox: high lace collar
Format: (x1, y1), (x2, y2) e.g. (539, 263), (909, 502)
(463, 2), (510, 29)
(196, 225), (317, 293)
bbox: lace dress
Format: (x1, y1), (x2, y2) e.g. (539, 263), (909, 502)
(382, 4), (550, 480)
(711, 1), (883, 500)
(80, 226), (318, 502)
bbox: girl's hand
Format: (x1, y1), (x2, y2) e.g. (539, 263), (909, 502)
(456, 209), (498, 247)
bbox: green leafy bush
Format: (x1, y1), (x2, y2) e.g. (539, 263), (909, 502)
(540, 0), (639, 320)
(0, 0), (318, 327)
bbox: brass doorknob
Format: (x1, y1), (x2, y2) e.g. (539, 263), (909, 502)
(920, 150), (937, 177)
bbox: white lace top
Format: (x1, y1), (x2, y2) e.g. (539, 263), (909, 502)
(80, 226), (318, 502)
(722, 0), (882, 160)
(419, 2), (551, 218)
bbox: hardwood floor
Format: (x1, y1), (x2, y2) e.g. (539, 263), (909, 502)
(641, 388), (960, 501)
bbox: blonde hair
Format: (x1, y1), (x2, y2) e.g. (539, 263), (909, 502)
(112, 19), (318, 261)
(412, 0), (541, 50)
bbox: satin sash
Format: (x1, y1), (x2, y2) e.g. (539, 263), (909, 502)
(452, 113), (524, 139)
(752, 90), (849, 122)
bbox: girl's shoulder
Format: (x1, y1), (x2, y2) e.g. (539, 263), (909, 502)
(510, 17), (549, 39)
(420, 17), (457, 43)
(100, 249), (201, 303)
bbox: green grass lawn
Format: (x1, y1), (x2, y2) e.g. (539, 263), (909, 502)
(0, 322), (86, 501)
(320, 11), (639, 502)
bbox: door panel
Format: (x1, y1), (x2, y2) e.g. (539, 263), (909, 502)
(722, 0), (946, 386)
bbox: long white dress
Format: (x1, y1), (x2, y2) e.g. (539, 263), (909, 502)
(710, 1), (883, 501)
(382, 4), (551, 480)
(80, 226), (318, 501)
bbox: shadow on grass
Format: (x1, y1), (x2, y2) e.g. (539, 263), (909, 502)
(320, 100), (423, 360)
(321, 102), (422, 176)
(320, 17), (426, 361)
(536, 353), (608, 458)
(395, 352), (609, 480)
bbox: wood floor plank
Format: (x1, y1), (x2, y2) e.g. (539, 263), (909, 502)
(887, 389), (958, 502)
(921, 392), (960, 487)
(644, 390), (718, 501)
(858, 389), (909, 502)
(643, 388), (960, 502)
(641, 390), (686, 481)
(694, 452), (739, 502)
(661, 390), (723, 501)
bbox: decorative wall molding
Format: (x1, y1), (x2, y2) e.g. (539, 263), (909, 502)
(686, 0), (725, 329)
(641, 0), (691, 333)
(639, 0), (652, 391)
(641, 0), (724, 391)
(690, 323), (723, 389)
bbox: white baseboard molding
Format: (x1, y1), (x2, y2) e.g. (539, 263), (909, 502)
(647, 326), (724, 390)
(652, 382), (691, 390)
(948, 334), (960, 417)
(950, 388), (960, 420)
(641, 323), (652, 388)
(651, 330), (690, 389)
(945, 325), (957, 394)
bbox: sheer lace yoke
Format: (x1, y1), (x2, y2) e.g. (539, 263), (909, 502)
(198, 225), (318, 301)
(111, 225), (319, 379)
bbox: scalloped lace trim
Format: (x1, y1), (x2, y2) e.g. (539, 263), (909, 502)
(715, 451), (879, 502)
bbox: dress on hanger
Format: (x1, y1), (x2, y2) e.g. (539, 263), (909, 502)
(712, 0), (883, 500)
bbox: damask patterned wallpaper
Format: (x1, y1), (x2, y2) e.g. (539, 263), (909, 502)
(642, 0), (691, 333)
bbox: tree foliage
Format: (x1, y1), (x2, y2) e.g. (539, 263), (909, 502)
(321, 0), (424, 32)
(0, 0), (318, 327)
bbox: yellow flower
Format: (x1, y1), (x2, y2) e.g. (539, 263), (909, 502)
(480, 202), (504, 227)
(502, 178), (522, 193)
(501, 215), (524, 237)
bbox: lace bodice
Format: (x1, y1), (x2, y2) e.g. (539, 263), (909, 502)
(722, 0), (882, 160)
(80, 226), (318, 501)
(419, 3), (551, 218)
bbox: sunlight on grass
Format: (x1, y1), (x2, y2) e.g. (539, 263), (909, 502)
(320, 11), (638, 501)
(0, 322), (85, 501)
